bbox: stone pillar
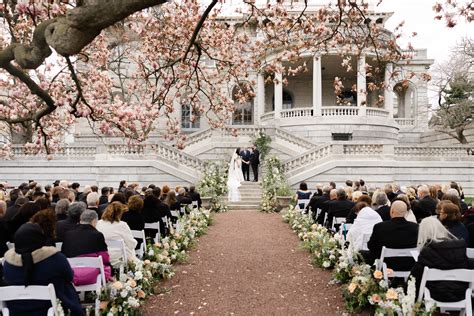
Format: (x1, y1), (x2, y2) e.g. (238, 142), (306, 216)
(274, 71), (283, 119)
(357, 54), (367, 109)
(312, 55), (322, 116)
(257, 72), (265, 124)
(384, 63), (394, 118)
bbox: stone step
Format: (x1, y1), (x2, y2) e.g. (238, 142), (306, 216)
(227, 200), (261, 205)
(222, 197), (262, 202)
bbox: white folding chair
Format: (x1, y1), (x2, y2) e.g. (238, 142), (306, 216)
(466, 248), (474, 259)
(144, 222), (160, 243)
(339, 223), (352, 240)
(131, 230), (147, 258)
(361, 232), (371, 251)
(379, 246), (418, 282)
(191, 201), (198, 209)
(55, 242), (62, 251)
(331, 217), (346, 231)
(296, 199), (310, 212)
(170, 210), (180, 218)
(6, 242), (13, 250)
(105, 239), (127, 276)
(67, 256), (106, 316)
(0, 283), (58, 316)
(418, 267), (473, 316)
(161, 216), (169, 229)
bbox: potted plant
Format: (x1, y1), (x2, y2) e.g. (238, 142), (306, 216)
(275, 185), (293, 211)
(198, 187), (213, 209)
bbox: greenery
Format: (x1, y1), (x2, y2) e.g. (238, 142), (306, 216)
(252, 131), (272, 161)
(197, 161), (229, 212)
(260, 156), (292, 212)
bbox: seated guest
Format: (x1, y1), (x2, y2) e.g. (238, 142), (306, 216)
(3, 222), (83, 315)
(99, 192), (126, 214)
(3, 196), (28, 221)
(325, 188), (355, 229)
(359, 179), (367, 192)
(161, 185), (170, 201)
(412, 185), (437, 222)
(314, 187), (334, 225)
(371, 190), (391, 221)
(438, 201), (469, 242)
(30, 209), (57, 246)
(165, 190), (181, 212)
(6, 188), (22, 208)
(62, 210), (112, 285)
(96, 202), (138, 266)
(345, 193), (372, 224)
(367, 201), (418, 270)
(143, 188), (172, 238)
(55, 199), (70, 221)
(295, 182), (312, 210)
(187, 186), (202, 209)
(176, 188), (192, 212)
(99, 187), (110, 205)
(384, 183), (396, 202)
(393, 194), (417, 224)
(71, 182), (81, 201)
(86, 192), (100, 216)
(307, 186), (330, 223)
(347, 202), (382, 251)
(122, 195), (145, 231)
(0, 200), (6, 218)
(410, 217), (469, 302)
(118, 180), (127, 193)
(56, 202), (86, 242)
(6, 202), (41, 241)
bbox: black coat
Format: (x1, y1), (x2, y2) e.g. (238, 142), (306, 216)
(325, 199), (355, 228)
(412, 196), (437, 222)
(368, 217), (418, 271)
(3, 204), (20, 221)
(56, 217), (79, 242)
(250, 149), (260, 166)
(375, 205), (391, 221)
(62, 224), (108, 258)
(309, 194), (329, 224)
(410, 239), (469, 302)
(142, 195), (172, 238)
(240, 149), (251, 163)
(99, 195), (109, 206)
(187, 191), (202, 208)
(121, 210), (145, 231)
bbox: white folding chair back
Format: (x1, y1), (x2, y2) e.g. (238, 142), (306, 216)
(418, 267), (473, 315)
(379, 246), (418, 282)
(161, 216), (169, 229)
(170, 210), (179, 218)
(6, 242), (13, 250)
(361, 232), (371, 251)
(105, 239), (127, 276)
(131, 230), (147, 258)
(55, 242), (62, 251)
(296, 199), (310, 212)
(192, 201), (198, 209)
(144, 222), (160, 243)
(466, 248), (474, 259)
(0, 284), (58, 316)
(67, 256), (106, 316)
(331, 217), (346, 231)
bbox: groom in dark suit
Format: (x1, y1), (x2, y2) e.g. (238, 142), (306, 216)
(240, 147), (251, 181)
(250, 145), (260, 182)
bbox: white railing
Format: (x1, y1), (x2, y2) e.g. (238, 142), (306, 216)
(280, 107), (313, 118)
(321, 106), (359, 116)
(184, 128), (213, 147)
(11, 145), (96, 158)
(261, 112), (274, 121)
(151, 143), (206, 171)
(107, 144), (145, 155)
(366, 108), (389, 118)
(282, 144), (333, 172)
(274, 128), (315, 150)
(343, 144), (384, 155)
(395, 146), (471, 158)
(395, 118), (416, 127)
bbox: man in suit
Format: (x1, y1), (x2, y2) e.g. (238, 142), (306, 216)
(240, 147), (251, 181)
(324, 188), (355, 228)
(367, 201), (419, 271)
(412, 185), (437, 222)
(187, 186), (202, 208)
(176, 187), (192, 212)
(250, 145), (260, 182)
(308, 186), (331, 223)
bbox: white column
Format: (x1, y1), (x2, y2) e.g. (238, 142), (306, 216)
(312, 55), (322, 116)
(274, 71), (282, 119)
(256, 72), (265, 124)
(357, 54), (367, 109)
(384, 62), (394, 118)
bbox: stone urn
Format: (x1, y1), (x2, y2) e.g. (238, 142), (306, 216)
(201, 197), (212, 209)
(276, 196), (292, 212)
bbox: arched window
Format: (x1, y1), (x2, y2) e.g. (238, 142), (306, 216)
(394, 82), (416, 118)
(181, 103), (200, 129)
(232, 83), (254, 125)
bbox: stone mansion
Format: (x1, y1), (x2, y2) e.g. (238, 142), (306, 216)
(1, 1), (473, 195)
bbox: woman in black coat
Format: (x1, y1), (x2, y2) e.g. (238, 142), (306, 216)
(410, 217), (469, 302)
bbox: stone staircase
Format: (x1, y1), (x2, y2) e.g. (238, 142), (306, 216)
(227, 181), (262, 211)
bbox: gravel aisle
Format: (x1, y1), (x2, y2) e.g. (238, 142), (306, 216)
(144, 211), (347, 315)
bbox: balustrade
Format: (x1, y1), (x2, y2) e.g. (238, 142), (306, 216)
(282, 145), (332, 172)
(395, 146), (471, 157)
(366, 108), (389, 118)
(274, 128), (315, 150)
(260, 112), (274, 121)
(343, 144), (383, 155)
(280, 107), (313, 118)
(395, 118), (416, 127)
(321, 106), (359, 116)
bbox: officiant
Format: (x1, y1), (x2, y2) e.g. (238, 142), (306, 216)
(250, 145), (260, 182)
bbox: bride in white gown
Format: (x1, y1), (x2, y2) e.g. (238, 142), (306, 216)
(228, 148), (245, 202)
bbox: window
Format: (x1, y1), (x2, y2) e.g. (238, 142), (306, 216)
(181, 104), (200, 129)
(332, 133), (352, 141)
(232, 83), (254, 125)
(272, 90), (294, 110)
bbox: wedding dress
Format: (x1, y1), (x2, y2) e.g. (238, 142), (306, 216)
(227, 152), (244, 202)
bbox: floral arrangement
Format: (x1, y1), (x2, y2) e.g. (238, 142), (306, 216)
(99, 209), (212, 315)
(251, 130), (271, 161)
(260, 156), (292, 212)
(197, 161), (228, 212)
(282, 207), (435, 315)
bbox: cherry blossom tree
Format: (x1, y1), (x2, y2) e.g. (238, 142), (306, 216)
(0, 0), (471, 155)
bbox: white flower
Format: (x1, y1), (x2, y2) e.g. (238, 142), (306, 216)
(148, 249), (154, 257)
(134, 271), (143, 281)
(322, 261), (331, 268)
(127, 297), (140, 308)
(120, 289), (128, 298)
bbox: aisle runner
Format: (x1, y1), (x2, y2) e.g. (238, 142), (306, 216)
(144, 211), (345, 315)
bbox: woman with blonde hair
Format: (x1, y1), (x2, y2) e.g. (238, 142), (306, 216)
(410, 217), (468, 303)
(96, 202), (137, 266)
